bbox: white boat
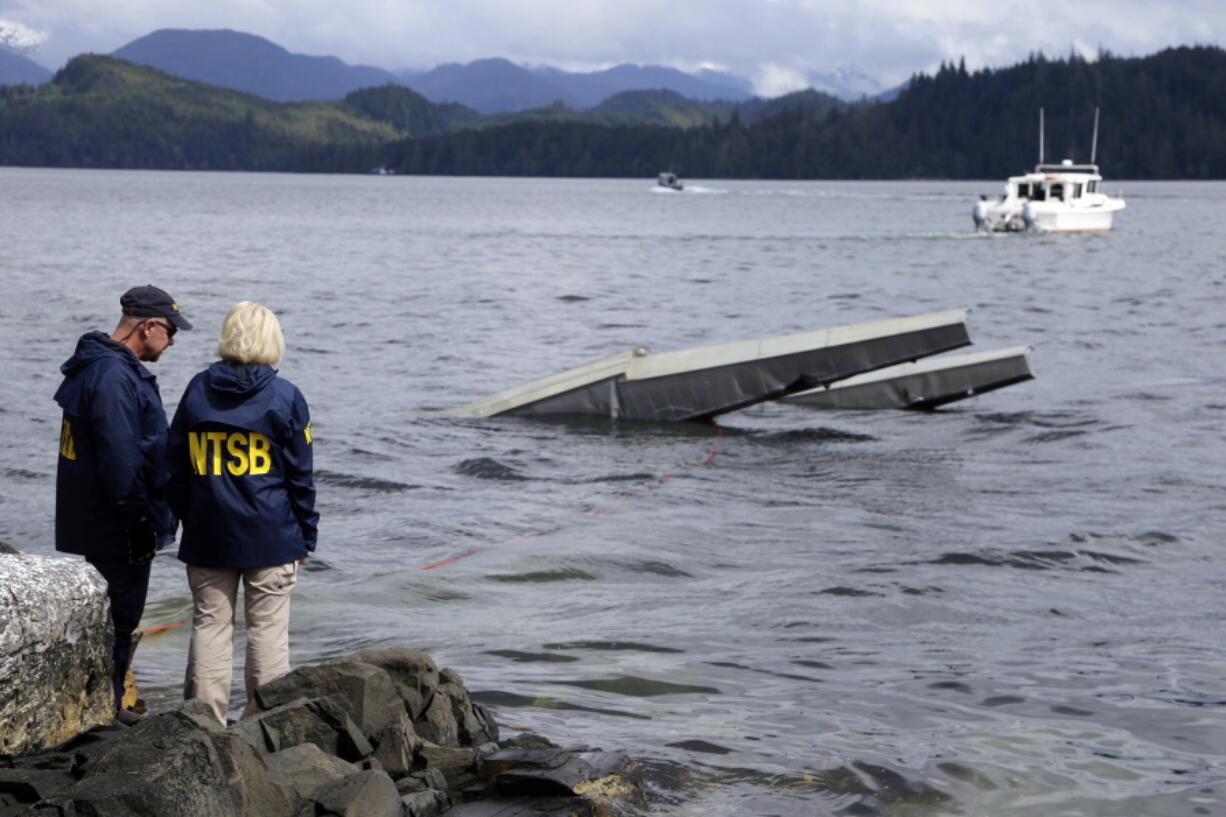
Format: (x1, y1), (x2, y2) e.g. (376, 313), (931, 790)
(657, 171), (684, 191)
(975, 109), (1125, 233)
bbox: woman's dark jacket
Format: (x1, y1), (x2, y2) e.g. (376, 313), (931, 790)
(54, 332), (176, 560)
(167, 361), (318, 568)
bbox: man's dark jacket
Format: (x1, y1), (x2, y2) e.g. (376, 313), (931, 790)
(167, 361), (318, 568)
(54, 331), (175, 559)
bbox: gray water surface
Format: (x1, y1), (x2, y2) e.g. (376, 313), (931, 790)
(2, 169), (1224, 816)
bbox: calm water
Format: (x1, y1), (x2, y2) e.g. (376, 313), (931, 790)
(2, 168), (1225, 816)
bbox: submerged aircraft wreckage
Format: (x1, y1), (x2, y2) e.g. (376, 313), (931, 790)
(782, 345), (1035, 411)
(451, 309), (1035, 422)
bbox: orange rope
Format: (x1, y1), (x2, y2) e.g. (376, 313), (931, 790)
(138, 617), (190, 635)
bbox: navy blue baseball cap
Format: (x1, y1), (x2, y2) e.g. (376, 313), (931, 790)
(120, 285), (193, 331)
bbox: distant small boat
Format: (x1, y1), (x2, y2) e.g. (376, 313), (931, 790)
(974, 109), (1125, 233)
(657, 171), (684, 191)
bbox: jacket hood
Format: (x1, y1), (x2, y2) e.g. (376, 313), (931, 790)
(60, 331), (139, 377)
(205, 361), (277, 396)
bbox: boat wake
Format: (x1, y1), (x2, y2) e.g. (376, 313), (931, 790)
(649, 185), (725, 194)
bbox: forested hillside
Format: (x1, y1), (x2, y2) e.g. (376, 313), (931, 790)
(0, 56), (462, 170)
(3, 46), (1225, 177)
(813, 46), (1226, 178)
(380, 47), (1226, 178)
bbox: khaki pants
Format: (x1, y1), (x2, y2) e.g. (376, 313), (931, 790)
(184, 562), (298, 724)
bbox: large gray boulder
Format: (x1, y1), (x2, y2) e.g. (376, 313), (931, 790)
(0, 553), (114, 754)
(347, 648), (440, 722)
(3, 647), (650, 817)
(263, 743), (359, 799)
(347, 649), (499, 747)
(254, 661), (404, 743)
(312, 769), (402, 817)
(251, 649), (497, 757)
(28, 706), (298, 817)
(371, 711), (420, 777)
(485, 748), (643, 803)
(232, 696), (373, 762)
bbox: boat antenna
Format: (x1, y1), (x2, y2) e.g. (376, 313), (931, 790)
(1090, 107), (1100, 165)
(1038, 107), (1045, 165)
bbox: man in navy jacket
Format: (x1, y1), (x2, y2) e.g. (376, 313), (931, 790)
(54, 285), (192, 722)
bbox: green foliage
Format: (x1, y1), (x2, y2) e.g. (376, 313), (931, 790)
(588, 89), (735, 127)
(849, 45), (1226, 178)
(383, 120), (695, 177)
(341, 84), (479, 137)
(4, 47), (1226, 177)
(736, 88), (846, 122)
(0, 55), (400, 171)
(384, 46), (1226, 179)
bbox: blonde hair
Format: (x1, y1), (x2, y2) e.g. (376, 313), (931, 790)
(216, 301), (285, 366)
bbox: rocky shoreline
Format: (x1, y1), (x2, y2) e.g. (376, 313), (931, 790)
(0, 547), (648, 817)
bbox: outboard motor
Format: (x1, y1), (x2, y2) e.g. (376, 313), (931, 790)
(1022, 199), (1037, 232)
(973, 196), (988, 231)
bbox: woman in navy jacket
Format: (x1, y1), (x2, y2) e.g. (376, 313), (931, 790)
(167, 301), (318, 724)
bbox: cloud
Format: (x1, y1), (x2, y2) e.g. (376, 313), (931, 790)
(753, 63), (810, 98)
(0, 16), (47, 53)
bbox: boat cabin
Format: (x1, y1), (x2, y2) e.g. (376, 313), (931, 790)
(1007, 160), (1103, 203)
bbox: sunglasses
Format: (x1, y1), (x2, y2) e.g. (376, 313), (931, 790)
(149, 319), (178, 338)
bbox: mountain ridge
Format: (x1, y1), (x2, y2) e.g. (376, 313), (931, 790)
(107, 28), (751, 111)
(6, 46), (1223, 179)
(112, 28), (399, 101)
(110, 29), (763, 112)
(4, 27), (886, 108)
(0, 47), (52, 85)
(0, 54), (406, 170)
(399, 57), (580, 113)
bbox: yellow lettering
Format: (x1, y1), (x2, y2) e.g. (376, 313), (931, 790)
(207, 431), (228, 476)
(187, 430), (274, 476)
(59, 419), (77, 460)
(226, 432), (249, 476)
(303, 421), (313, 445)
(189, 432), (208, 475)
(249, 432), (272, 475)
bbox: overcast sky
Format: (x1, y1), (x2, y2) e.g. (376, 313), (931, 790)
(2, 0), (1222, 95)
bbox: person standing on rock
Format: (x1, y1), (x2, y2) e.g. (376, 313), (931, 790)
(54, 285), (193, 725)
(166, 301), (318, 725)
